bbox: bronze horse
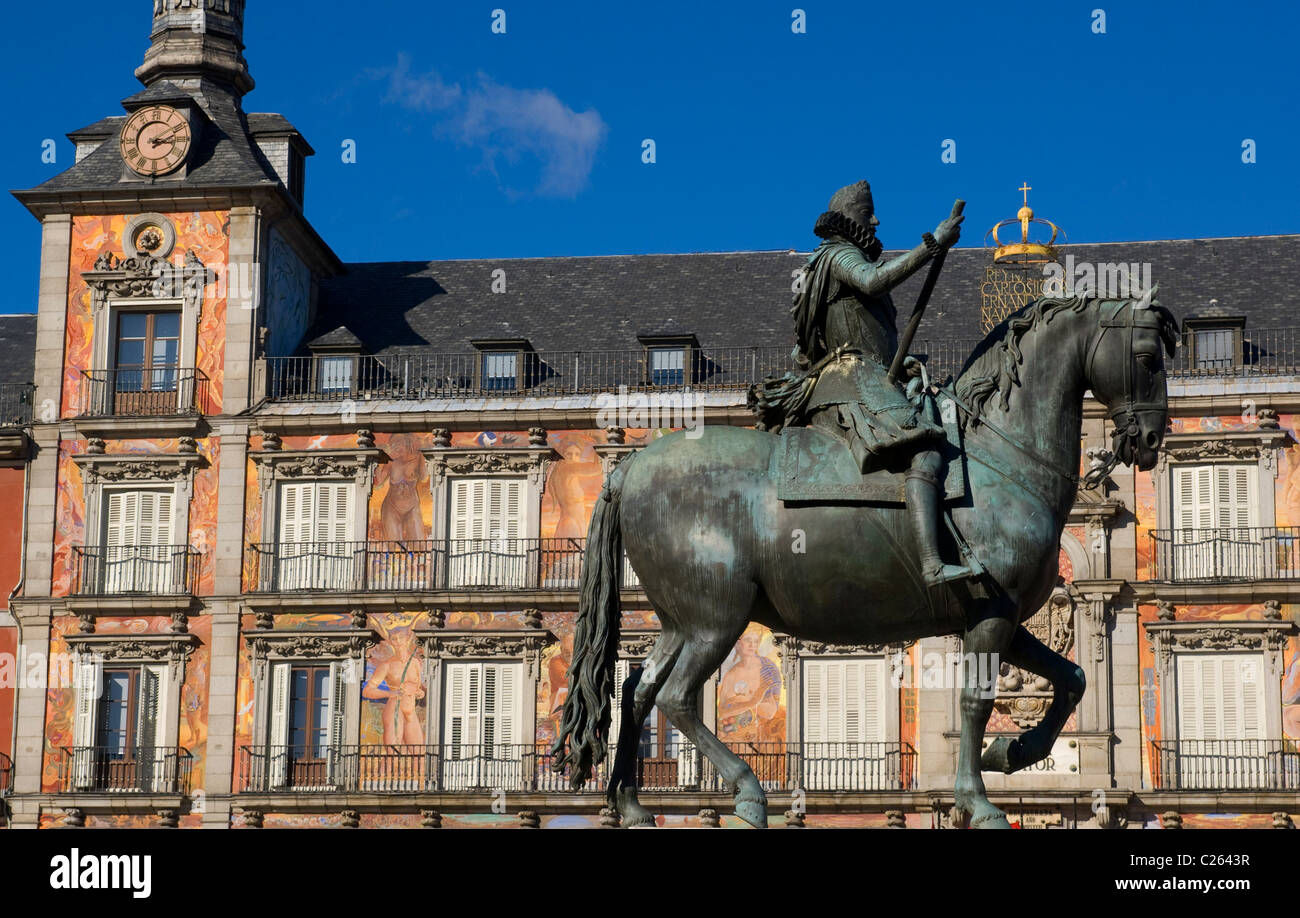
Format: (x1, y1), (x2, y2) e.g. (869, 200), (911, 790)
(553, 292), (1177, 828)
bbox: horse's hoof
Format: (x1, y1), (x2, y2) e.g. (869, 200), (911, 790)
(971, 809), (1012, 829)
(980, 736), (1022, 774)
(621, 805), (657, 828)
(735, 798), (768, 829)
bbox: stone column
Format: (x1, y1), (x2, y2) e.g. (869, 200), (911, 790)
(915, 634), (957, 790)
(202, 424), (251, 827)
(7, 604), (52, 827)
(1110, 603), (1143, 791)
(221, 206), (263, 415)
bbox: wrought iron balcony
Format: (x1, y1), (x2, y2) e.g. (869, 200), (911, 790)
(77, 367), (209, 417)
(0, 751), (11, 795)
(245, 538), (641, 593)
(0, 383), (34, 427)
(55, 746), (194, 794)
(237, 742), (916, 794)
(1147, 527), (1300, 582)
(71, 545), (201, 596)
(265, 347), (797, 402)
(1150, 740), (1300, 791)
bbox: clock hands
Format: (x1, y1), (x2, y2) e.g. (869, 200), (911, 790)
(148, 124), (186, 147)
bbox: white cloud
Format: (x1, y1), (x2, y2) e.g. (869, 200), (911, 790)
(377, 57), (606, 198)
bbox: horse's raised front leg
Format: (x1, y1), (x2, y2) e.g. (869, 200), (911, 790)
(981, 624), (1085, 775)
(954, 610), (1016, 829)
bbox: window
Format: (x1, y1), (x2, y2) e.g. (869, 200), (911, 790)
(609, 659), (696, 788)
(72, 661), (170, 792)
(100, 488), (176, 593)
(442, 661), (522, 789)
(447, 478), (526, 588)
(1194, 328), (1235, 370)
(318, 356), (355, 395)
(1169, 464), (1261, 579)
(481, 351), (518, 391)
(801, 657), (887, 790)
(1175, 653), (1267, 789)
(266, 661), (346, 790)
(648, 346), (686, 386)
(277, 481), (355, 590)
(115, 310), (180, 392)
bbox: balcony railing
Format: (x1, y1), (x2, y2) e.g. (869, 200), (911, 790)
(55, 746), (194, 794)
(245, 538), (641, 593)
(77, 367), (209, 417)
(1147, 527), (1300, 581)
(0, 751), (11, 795)
(71, 545), (201, 596)
(1150, 740), (1300, 790)
(237, 742), (915, 794)
(266, 347), (798, 402)
(0, 383), (34, 427)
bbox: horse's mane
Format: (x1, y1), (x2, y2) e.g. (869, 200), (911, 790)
(952, 294), (1178, 429)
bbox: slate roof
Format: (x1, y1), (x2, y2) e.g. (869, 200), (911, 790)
(0, 314), (36, 387)
(311, 235), (1300, 358)
(21, 86), (281, 195)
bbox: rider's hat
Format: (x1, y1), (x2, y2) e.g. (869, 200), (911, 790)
(814, 180), (876, 250)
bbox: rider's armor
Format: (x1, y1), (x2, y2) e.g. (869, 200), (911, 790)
(754, 180), (974, 587)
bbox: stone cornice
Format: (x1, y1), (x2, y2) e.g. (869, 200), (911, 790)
(1159, 428), (1291, 467)
(250, 447), (382, 490)
(415, 628), (557, 680)
(1143, 619), (1295, 658)
(422, 445), (559, 487)
(65, 631), (199, 665)
(244, 628), (379, 661)
(618, 630), (659, 658)
(73, 449), (204, 483)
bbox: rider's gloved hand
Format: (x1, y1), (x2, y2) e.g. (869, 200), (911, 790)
(934, 214), (964, 248)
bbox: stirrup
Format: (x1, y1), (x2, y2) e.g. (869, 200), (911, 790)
(923, 561), (975, 587)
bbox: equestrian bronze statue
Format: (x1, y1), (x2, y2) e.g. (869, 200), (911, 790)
(553, 181), (1177, 829)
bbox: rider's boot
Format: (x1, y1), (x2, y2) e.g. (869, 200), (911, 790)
(905, 467), (974, 587)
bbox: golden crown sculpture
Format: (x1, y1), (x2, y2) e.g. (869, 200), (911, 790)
(986, 183), (1064, 264)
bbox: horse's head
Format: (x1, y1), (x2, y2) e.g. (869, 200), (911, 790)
(1083, 287), (1179, 471)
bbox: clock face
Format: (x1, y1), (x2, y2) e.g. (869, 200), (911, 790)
(120, 105), (192, 177)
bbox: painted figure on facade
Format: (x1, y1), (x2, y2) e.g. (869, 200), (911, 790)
(376, 433), (428, 541)
(718, 627), (783, 743)
(363, 626), (426, 745)
(752, 181), (971, 585)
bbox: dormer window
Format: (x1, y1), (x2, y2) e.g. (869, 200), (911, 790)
(638, 334), (699, 387)
(319, 355), (355, 395)
(482, 352), (518, 391)
(1183, 314), (1245, 373)
(472, 339), (534, 393)
(648, 347), (686, 386)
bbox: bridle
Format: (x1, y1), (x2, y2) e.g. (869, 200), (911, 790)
(1081, 298), (1169, 487)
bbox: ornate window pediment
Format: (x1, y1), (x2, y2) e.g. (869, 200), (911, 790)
(74, 441), (205, 484)
(422, 443), (558, 490)
(65, 632), (199, 671)
(245, 627), (379, 662)
(251, 446), (381, 491)
(416, 628), (556, 680)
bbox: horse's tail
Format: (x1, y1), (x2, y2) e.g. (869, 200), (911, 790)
(551, 460), (628, 789)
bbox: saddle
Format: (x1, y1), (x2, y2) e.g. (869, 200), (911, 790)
(774, 394), (967, 505)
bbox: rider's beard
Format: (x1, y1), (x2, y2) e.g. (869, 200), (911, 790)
(862, 234), (883, 262)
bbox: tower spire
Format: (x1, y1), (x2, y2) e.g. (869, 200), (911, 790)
(135, 0), (254, 97)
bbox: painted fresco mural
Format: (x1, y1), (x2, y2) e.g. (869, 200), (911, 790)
(263, 228), (311, 359)
(64, 211), (229, 417)
(716, 623), (785, 745)
(51, 437), (221, 597)
(1131, 410), (1300, 777)
(41, 615), (211, 796)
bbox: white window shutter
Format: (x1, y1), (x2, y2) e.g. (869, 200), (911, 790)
(445, 662), (480, 750)
(72, 658), (99, 789)
(278, 482), (314, 546)
(325, 660), (347, 749)
(315, 482), (353, 545)
(1176, 655), (1203, 741)
(803, 659), (826, 743)
(609, 659), (630, 750)
(267, 662), (291, 789)
(104, 492), (129, 546)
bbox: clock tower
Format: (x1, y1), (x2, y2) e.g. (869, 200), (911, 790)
(6, 0), (340, 830)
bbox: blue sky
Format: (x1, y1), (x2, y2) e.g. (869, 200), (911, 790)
(1, 1), (1297, 314)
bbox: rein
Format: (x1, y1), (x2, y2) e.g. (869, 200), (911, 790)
(936, 299), (1160, 495)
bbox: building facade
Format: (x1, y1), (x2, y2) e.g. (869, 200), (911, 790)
(1, 1), (1297, 829)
